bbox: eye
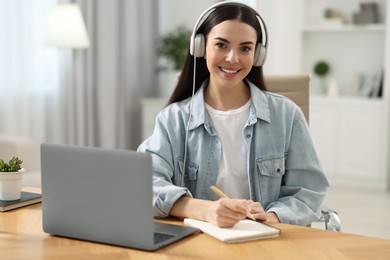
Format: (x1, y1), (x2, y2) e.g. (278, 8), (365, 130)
(216, 42), (227, 49)
(240, 46), (252, 52)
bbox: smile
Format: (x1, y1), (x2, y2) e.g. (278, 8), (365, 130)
(219, 67), (241, 74)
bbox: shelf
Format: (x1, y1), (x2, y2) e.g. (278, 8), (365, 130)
(299, 0), (389, 190)
(310, 95), (385, 105)
(302, 24), (385, 33)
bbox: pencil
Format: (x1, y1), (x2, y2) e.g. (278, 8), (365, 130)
(210, 185), (256, 221)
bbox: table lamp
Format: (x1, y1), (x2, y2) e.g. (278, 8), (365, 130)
(45, 3), (90, 49)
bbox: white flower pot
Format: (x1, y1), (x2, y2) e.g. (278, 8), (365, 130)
(0, 169), (24, 201)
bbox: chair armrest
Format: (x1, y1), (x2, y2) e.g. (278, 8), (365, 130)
(321, 206), (341, 232)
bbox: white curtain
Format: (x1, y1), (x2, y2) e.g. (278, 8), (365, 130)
(0, 0), (60, 142)
(0, 0), (158, 150)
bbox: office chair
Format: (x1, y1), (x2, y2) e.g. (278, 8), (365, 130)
(264, 74), (341, 232)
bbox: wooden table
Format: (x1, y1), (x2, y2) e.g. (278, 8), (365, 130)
(1, 203), (390, 259)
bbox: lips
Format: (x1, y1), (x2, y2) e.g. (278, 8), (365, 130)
(219, 66), (241, 74)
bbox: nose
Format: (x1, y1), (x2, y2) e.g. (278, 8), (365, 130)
(226, 49), (239, 64)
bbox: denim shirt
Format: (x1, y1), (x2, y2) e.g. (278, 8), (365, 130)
(138, 79), (329, 226)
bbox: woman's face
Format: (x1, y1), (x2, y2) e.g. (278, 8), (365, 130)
(205, 20), (257, 89)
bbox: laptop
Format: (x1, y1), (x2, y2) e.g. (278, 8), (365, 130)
(40, 143), (199, 251)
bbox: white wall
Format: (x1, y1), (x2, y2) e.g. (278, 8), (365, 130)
(158, 0), (217, 34)
(256, 0), (303, 75)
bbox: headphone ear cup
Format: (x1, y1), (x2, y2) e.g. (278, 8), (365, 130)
(253, 43), (267, 67)
(193, 34), (206, 58)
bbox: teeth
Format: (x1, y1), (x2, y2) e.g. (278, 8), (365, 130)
(220, 67), (239, 74)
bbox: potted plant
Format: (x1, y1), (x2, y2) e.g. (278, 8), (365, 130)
(313, 60), (331, 94)
(158, 25), (192, 71)
(314, 61), (330, 77)
(158, 26), (192, 96)
(0, 156), (24, 201)
(313, 60), (339, 96)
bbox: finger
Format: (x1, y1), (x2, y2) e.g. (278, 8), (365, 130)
(252, 212), (267, 221)
(220, 198), (249, 215)
(247, 201), (267, 221)
(216, 199), (248, 220)
(248, 201), (264, 213)
(211, 214), (241, 228)
(208, 200), (246, 227)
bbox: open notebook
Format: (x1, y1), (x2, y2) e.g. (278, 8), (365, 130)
(184, 218), (280, 243)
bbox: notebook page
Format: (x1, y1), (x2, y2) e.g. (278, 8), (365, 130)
(184, 218), (280, 243)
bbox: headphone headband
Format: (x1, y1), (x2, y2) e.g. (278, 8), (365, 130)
(189, 1), (268, 66)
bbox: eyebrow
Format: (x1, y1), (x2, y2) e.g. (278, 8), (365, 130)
(213, 37), (255, 45)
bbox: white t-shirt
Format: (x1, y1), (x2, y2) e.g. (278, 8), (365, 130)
(205, 100), (251, 199)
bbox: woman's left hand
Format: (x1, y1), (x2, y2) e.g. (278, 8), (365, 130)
(247, 200), (280, 223)
(247, 200), (267, 221)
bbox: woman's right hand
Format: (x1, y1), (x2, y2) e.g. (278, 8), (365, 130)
(170, 196), (267, 228)
(204, 198), (252, 228)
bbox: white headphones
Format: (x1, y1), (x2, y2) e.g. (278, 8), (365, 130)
(189, 1), (268, 67)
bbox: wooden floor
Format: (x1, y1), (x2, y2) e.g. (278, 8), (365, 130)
(311, 186), (390, 240)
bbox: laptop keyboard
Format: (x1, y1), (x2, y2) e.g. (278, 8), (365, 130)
(154, 232), (176, 244)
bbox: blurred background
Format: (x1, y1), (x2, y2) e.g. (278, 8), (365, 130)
(0, 0), (389, 239)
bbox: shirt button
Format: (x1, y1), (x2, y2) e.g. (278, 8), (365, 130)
(246, 134), (251, 138)
(277, 168), (281, 173)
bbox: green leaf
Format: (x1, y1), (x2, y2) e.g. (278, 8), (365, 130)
(314, 61), (330, 77)
(0, 156), (23, 172)
(158, 26), (192, 70)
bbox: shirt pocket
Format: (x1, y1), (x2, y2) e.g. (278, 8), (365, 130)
(256, 154), (286, 206)
(257, 154), (286, 177)
(175, 159), (199, 196)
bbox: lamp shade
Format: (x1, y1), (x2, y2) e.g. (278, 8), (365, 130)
(45, 3), (90, 49)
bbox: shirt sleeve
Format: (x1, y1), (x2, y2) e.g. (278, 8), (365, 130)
(137, 112), (192, 218)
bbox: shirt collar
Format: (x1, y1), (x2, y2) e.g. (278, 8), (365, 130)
(188, 78), (271, 130)
(247, 79), (271, 123)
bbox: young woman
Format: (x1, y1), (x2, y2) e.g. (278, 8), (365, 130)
(138, 2), (328, 228)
